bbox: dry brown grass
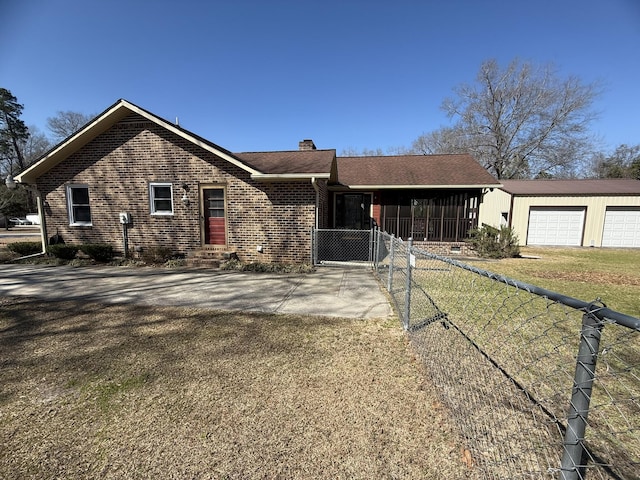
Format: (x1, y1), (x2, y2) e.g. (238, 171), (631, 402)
(0, 297), (476, 479)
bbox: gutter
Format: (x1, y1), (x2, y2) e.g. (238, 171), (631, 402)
(311, 177), (320, 229)
(251, 173), (330, 182)
(341, 183), (503, 190)
(11, 251), (46, 263)
(5, 179), (49, 257)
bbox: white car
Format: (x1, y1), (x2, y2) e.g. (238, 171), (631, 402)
(9, 217), (31, 225)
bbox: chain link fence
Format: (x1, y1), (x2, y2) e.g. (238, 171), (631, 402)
(312, 228), (374, 266)
(373, 229), (640, 479)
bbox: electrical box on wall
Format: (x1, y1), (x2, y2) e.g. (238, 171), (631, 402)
(119, 212), (132, 224)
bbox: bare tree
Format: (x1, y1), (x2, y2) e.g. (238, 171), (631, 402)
(22, 126), (52, 164)
(592, 144), (640, 179)
(411, 126), (470, 155)
(340, 145), (409, 157)
(432, 59), (601, 179)
(46, 110), (93, 141)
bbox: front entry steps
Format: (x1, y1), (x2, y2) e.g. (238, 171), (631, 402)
(186, 246), (238, 269)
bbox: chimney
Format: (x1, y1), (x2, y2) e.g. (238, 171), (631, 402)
(298, 139), (316, 151)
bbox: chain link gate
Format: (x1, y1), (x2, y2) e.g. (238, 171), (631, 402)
(312, 228), (375, 266)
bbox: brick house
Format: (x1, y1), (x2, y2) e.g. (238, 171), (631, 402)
(16, 99), (500, 262)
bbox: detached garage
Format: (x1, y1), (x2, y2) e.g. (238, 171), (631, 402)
(479, 179), (640, 248)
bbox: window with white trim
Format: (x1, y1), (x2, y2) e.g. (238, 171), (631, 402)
(67, 184), (92, 225)
(150, 182), (174, 215)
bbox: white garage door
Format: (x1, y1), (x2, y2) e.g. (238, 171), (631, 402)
(602, 208), (640, 248)
(527, 207), (585, 246)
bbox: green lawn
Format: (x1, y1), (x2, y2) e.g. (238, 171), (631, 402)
(466, 247), (640, 318)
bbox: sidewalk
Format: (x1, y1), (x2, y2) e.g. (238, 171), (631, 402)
(0, 264), (393, 319)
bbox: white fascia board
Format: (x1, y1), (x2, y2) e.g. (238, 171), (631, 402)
(251, 173), (331, 181)
(16, 100), (261, 183)
(345, 183), (503, 190)
(16, 102), (129, 183)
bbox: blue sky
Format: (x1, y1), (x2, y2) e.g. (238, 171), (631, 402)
(2, 0), (639, 154)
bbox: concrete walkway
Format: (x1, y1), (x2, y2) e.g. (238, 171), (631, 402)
(0, 264), (393, 319)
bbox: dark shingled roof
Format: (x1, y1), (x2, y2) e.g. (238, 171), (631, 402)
(336, 154), (500, 188)
(500, 179), (640, 196)
(236, 150), (336, 174)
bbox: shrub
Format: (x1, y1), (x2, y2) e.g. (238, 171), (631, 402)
(80, 243), (115, 262)
(47, 244), (80, 260)
(140, 246), (175, 264)
(468, 224), (520, 259)
(7, 241), (42, 256)
(220, 260), (315, 274)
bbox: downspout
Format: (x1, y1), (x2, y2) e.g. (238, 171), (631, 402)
(35, 192), (48, 254)
(12, 185), (48, 260)
(311, 177), (320, 229)
(508, 193), (515, 229)
(4, 175), (48, 258)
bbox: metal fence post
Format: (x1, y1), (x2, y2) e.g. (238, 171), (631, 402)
(311, 228), (317, 265)
(403, 238), (413, 330)
(560, 306), (605, 480)
(372, 228), (379, 268)
(368, 227), (374, 265)
(387, 234), (395, 293)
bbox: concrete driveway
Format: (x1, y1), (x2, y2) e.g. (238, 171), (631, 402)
(0, 264), (393, 319)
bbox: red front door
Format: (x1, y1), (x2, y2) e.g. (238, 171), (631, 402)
(203, 188), (226, 245)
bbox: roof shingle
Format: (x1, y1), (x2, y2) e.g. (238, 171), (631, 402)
(235, 150), (336, 175)
(500, 179), (640, 195)
(336, 154), (500, 188)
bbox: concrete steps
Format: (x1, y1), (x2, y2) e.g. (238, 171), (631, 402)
(186, 246), (238, 268)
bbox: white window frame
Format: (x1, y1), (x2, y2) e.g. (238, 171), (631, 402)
(66, 184), (92, 226)
(149, 182), (174, 215)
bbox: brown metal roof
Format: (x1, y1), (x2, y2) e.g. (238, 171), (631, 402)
(336, 154), (500, 188)
(500, 179), (640, 196)
(236, 150), (336, 175)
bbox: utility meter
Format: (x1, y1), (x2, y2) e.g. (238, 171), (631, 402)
(119, 212), (132, 224)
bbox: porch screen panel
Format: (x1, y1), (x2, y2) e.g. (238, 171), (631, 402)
(381, 192), (479, 242)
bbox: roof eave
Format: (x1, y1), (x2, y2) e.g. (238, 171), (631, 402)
(341, 183), (503, 190)
(16, 101), (132, 184)
(16, 99), (260, 184)
(251, 173), (331, 182)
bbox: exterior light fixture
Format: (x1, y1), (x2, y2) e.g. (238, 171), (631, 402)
(181, 183), (190, 206)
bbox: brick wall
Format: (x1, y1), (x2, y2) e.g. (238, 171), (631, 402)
(411, 241), (476, 257)
(36, 114), (316, 263)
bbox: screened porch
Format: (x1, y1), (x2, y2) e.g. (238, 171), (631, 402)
(380, 192), (480, 242)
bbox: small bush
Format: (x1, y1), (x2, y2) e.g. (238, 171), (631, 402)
(80, 243), (115, 262)
(220, 260), (315, 274)
(468, 224), (520, 259)
(140, 246), (175, 264)
(47, 244), (80, 260)
(164, 258), (187, 269)
(7, 241), (42, 256)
